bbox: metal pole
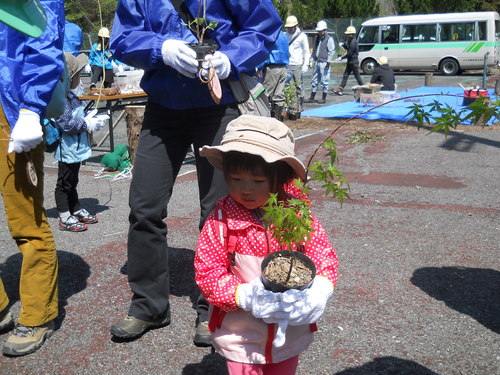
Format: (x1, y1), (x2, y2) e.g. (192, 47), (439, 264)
(482, 52), (489, 89)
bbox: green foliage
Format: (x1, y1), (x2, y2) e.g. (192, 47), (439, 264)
(184, 17), (218, 44)
(65, 0), (118, 34)
(405, 96), (500, 134)
(284, 81), (299, 113)
(262, 138), (350, 251)
(262, 191), (314, 251)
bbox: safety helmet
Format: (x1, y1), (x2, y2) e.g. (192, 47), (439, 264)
(315, 20), (327, 31)
(377, 56), (388, 65)
(345, 26), (356, 34)
(0, 0), (47, 38)
(98, 27), (110, 38)
(285, 15), (298, 28)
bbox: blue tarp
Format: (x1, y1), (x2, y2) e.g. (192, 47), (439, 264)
(302, 86), (498, 126)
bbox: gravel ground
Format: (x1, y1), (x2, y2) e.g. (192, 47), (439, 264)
(0, 70), (498, 374)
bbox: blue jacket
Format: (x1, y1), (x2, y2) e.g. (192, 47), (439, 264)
(64, 20), (83, 56)
(54, 92), (91, 164)
(0, 0), (65, 127)
(256, 30), (289, 69)
(110, 0), (282, 110)
(88, 42), (122, 70)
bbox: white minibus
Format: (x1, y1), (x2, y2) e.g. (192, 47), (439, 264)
(357, 12), (499, 75)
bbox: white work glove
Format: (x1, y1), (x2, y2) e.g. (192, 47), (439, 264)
(84, 109), (109, 132)
(337, 56), (343, 62)
(237, 278), (283, 318)
(200, 51), (231, 80)
(117, 64), (125, 73)
(84, 64), (92, 74)
(282, 276), (334, 326)
(301, 64), (308, 73)
(7, 110), (43, 153)
(161, 39), (198, 78)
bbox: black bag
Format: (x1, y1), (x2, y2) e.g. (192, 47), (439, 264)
(43, 118), (62, 153)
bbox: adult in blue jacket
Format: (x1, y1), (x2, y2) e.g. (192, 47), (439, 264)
(109, 0), (282, 346)
(63, 20), (83, 56)
(0, 0), (64, 356)
(257, 30), (289, 120)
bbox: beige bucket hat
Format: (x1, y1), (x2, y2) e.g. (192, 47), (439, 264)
(64, 52), (88, 78)
(200, 115), (306, 180)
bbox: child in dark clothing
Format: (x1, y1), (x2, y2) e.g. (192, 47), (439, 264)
(54, 52), (108, 231)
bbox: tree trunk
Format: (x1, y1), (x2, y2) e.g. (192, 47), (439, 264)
(125, 105), (145, 165)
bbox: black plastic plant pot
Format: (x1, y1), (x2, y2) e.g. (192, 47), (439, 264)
(260, 250), (316, 293)
(190, 44), (216, 67)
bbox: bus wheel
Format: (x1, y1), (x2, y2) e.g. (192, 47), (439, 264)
(440, 58), (459, 76)
(361, 59), (377, 75)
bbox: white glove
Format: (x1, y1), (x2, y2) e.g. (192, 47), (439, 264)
(161, 39), (198, 78)
(237, 278), (283, 318)
(301, 64), (308, 73)
(117, 64), (125, 73)
(200, 51), (231, 80)
(337, 56), (343, 61)
(84, 64), (92, 74)
(7, 110), (43, 154)
(84, 109), (109, 132)
(283, 276), (334, 326)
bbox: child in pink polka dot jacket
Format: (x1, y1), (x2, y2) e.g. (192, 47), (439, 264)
(195, 114), (338, 375)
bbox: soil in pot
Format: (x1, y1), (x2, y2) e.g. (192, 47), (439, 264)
(261, 250), (316, 292)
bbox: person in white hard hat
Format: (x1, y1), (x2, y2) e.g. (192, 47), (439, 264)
(370, 56), (396, 91)
(304, 20), (335, 104)
(284, 15), (310, 116)
(88, 27), (123, 89)
(331, 25), (363, 96)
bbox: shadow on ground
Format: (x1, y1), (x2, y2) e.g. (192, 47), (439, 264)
(411, 266), (500, 333)
(0, 250), (90, 329)
(182, 351), (228, 374)
(334, 356), (440, 374)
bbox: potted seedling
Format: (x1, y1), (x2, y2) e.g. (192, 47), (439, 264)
(182, 0), (221, 103)
(284, 81), (299, 120)
(260, 138), (350, 292)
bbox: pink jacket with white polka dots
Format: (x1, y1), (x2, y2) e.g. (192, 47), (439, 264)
(195, 195), (339, 364)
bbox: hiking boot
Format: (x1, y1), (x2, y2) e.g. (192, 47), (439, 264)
(73, 208), (98, 224)
(315, 93), (327, 104)
(0, 308), (13, 331)
(110, 311), (171, 339)
(59, 216), (88, 232)
(193, 321), (212, 347)
(303, 93), (316, 103)
(2, 321), (54, 356)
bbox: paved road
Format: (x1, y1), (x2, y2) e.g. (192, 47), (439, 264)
(0, 70), (498, 374)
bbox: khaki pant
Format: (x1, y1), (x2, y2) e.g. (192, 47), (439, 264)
(0, 105), (58, 326)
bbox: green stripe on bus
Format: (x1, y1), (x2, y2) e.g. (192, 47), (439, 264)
(371, 41), (494, 50)
(470, 42), (485, 52)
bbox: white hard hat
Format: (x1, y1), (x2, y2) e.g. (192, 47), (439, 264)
(285, 15), (298, 28)
(345, 26), (356, 34)
(377, 56), (388, 65)
(316, 20), (327, 31)
(98, 27), (110, 38)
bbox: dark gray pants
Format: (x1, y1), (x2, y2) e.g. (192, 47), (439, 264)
(127, 101), (238, 322)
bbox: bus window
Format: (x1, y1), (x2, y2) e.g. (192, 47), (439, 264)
(402, 24), (437, 42)
(359, 26), (379, 44)
(477, 21), (486, 40)
(382, 25), (399, 43)
(441, 22), (474, 41)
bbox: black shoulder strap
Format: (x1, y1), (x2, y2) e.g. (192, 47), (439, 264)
(289, 31), (302, 46)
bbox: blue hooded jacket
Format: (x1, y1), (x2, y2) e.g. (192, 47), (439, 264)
(0, 0), (65, 128)
(110, 0), (282, 110)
